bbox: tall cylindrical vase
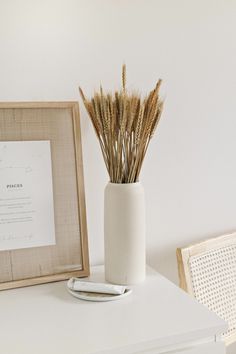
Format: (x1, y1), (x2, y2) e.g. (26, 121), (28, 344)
(104, 182), (146, 285)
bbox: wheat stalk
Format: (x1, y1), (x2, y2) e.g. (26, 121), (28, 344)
(79, 66), (164, 183)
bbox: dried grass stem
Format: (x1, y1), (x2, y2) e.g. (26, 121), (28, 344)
(79, 65), (164, 183)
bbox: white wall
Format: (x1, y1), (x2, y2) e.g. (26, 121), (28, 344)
(1, 0), (236, 283)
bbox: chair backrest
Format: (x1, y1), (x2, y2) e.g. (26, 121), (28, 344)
(177, 232), (236, 346)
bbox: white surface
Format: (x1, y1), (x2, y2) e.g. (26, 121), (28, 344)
(104, 182), (145, 284)
(173, 342), (225, 354)
(0, 266), (226, 354)
(0, 140), (55, 250)
(153, 342), (225, 354)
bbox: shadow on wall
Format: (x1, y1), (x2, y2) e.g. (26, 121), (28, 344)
(147, 229), (236, 285)
(147, 246), (179, 284)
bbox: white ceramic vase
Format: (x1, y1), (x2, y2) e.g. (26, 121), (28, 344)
(104, 182), (146, 285)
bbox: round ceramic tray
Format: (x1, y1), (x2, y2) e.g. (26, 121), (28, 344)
(66, 279), (132, 302)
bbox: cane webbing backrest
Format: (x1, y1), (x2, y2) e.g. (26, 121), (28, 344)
(177, 233), (236, 346)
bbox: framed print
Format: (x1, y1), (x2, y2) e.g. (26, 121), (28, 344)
(0, 102), (89, 290)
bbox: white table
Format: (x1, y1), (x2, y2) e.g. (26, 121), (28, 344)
(0, 266), (227, 354)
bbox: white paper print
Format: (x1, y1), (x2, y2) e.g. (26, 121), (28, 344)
(0, 141), (56, 251)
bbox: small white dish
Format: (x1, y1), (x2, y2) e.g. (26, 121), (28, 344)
(66, 279), (132, 302)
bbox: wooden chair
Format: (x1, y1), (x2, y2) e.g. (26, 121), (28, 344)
(177, 232), (236, 346)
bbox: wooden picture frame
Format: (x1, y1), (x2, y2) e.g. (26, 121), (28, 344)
(177, 232), (236, 346)
(0, 102), (89, 290)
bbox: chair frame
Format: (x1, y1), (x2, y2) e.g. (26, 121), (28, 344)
(177, 232), (236, 346)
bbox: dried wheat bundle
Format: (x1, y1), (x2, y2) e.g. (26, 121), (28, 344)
(79, 65), (164, 183)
